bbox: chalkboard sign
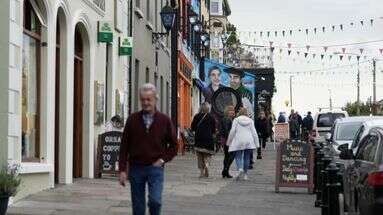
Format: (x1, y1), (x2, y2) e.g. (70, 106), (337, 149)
(275, 140), (314, 193)
(96, 131), (122, 177)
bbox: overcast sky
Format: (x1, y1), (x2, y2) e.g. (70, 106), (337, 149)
(228, 0), (383, 114)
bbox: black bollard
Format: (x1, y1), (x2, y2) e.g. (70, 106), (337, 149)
(315, 149), (325, 207)
(326, 162), (341, 215)
(320, 154), (333, 215)
(335, 162), (344, 194)
(313, 143), (322, 192)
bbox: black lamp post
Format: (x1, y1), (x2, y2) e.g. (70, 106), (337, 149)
(152, 1), (177, 125)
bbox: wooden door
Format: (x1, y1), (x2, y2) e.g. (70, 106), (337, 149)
(73, 29), (83, 178)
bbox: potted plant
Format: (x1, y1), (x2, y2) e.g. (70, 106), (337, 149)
(0, 163), (21, 215)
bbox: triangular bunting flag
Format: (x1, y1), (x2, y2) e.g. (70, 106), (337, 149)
(332, 25), (335, 31)
(360, 20), (364, 26)
(370, 19), (374, 26)
(288, 50), (292, 55)
(267, 31), (270, 37)
(356, 56), (361, 61)
(322, 27), (325, 33)
(306, 45), (310, 52)
(350, 22), (354, 26)
(260, 31), (263, 37)
(287, 43), (292, 49)
(282, 30), (285, 37)
(314, 28), (317, 34)
(330, 55), (333, 60)
(298, 29), (302, 32)
(313, 54), (316, 58)
(254, 31), (256, 35)
(342, 48), (346, 54)
(271, 47), (275, 53)
(279, 49), (283, 54)
(360, 48), (364, 54)
(348, 56), (352, 61)
(324, 46), (328, 52)
(321, 54), (324, 60)
(297, 51), (300, 56)
(305, 29), (309, 35)
(340, 24), (343, 30)
(304, 53), (308, 58)
(275, 31), (278, 37)
(289, 30), (293, 35)
(269, 41), (274, 47)
(340, 55), (344, 61)
(379, 49), (383, 54)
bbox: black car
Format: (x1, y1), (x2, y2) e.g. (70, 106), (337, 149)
(339, 127), (383, 214)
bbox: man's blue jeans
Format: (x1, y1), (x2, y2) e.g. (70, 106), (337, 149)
(234, 149), (253, 173)
(129, 164), (164, 215)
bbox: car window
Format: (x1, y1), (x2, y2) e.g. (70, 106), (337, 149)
(317, 113), (346, 127)
(335, 123), (361, 141)
(356, 134), (379, 162)
(356, 136), (371, 160)
(352, 125), (365, 149)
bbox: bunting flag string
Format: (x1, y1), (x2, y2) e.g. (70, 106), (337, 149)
(231, 17), (380, 38)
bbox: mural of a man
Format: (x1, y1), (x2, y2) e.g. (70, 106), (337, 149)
(228, 69), (253, 103)
(204, 66), (225, 103)
(228, 68), (254, 119)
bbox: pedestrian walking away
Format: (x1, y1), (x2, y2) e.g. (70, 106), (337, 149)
(289, 112), (300, 140)
(191, 102), (216, 178)
(118, 83), (177, 215)
(302, 111), (314, 141)
(219, 105), (236, 178)
(255, 111), (271, 159)
(226, 108), (260, 181)
(277, 112), (287, 123)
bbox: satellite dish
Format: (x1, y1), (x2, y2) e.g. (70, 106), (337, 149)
(211, 87), (242, 117)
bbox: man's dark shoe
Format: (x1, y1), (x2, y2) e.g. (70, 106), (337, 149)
(248, 165), (254, 169)
(257, 155), (262, 159)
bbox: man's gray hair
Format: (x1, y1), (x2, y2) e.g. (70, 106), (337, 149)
(139, 83), (158, 99)
(200, 102), (211, 113)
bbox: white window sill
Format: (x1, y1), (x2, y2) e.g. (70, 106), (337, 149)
(134, 8), (144, 19)
(20, 163), (53, 174)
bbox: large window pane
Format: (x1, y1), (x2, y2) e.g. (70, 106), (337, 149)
(22, 34), (40, 161)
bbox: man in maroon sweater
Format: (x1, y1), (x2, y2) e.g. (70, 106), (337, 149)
(119, 83), (177, 215)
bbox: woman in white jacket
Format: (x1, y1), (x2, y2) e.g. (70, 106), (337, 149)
(226, 108), (260, 180)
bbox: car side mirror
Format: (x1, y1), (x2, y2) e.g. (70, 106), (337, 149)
(339, 148), (354, 160)
(337, 143), (349, 152)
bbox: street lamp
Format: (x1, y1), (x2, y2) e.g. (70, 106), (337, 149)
(152, 1), (176, 43)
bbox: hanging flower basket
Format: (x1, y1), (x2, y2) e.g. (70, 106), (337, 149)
(0, 163), (21, 215)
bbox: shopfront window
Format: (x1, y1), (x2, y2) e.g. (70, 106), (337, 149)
(22, 0), (41, 162)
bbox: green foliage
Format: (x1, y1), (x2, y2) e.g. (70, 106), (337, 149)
(344, 101), (383, 116)
(0, 164), (21, 196)
(226, 23), (240, 47)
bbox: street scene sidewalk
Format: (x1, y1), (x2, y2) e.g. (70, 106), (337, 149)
(8, 144), (320, 215)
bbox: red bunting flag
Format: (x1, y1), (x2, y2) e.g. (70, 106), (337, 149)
(304, 53), (308, 58)
(324, 46), (328, 52)
(306, 45), (310, 52)
(342, 48), (346, 54)
(360, 48), (364, 54)
(288, 43), (292, 49)
(380, 49), (383, 54)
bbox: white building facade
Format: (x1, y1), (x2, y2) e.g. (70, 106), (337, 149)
(0, 0), (130, 200)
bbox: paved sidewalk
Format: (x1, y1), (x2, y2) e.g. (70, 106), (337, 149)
(9, 144), (320, 215)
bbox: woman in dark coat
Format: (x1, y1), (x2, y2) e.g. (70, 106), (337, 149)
(219, 105), (236, 178)
(191, 102), (216, 178)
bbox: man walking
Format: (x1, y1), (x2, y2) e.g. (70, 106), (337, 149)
(119, 83), (177, 215)
(255, 111), (270, 159)
(302, 111), (314, 141)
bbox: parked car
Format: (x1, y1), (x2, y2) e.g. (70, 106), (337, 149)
(339, 126), (383, 214)
(350, 118), (383, 154)
(313, 110), (348, 142)
(326, 117), (378, 155)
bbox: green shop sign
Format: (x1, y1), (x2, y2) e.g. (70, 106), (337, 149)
(119, 37), (133, 56)
(98, 21), (113, 43)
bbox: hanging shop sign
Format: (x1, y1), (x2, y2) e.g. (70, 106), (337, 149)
(98, 21), (113, 43)
(119, 37), (133, 56)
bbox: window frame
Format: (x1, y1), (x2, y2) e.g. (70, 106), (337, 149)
(22, 0), (42, 162)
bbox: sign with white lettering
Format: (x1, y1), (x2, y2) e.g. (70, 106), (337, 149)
(119, 37), (133, 56)
(98, 21), (113, 43)
(275, 140), (314, 193)
(96, 131), (122, 177)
